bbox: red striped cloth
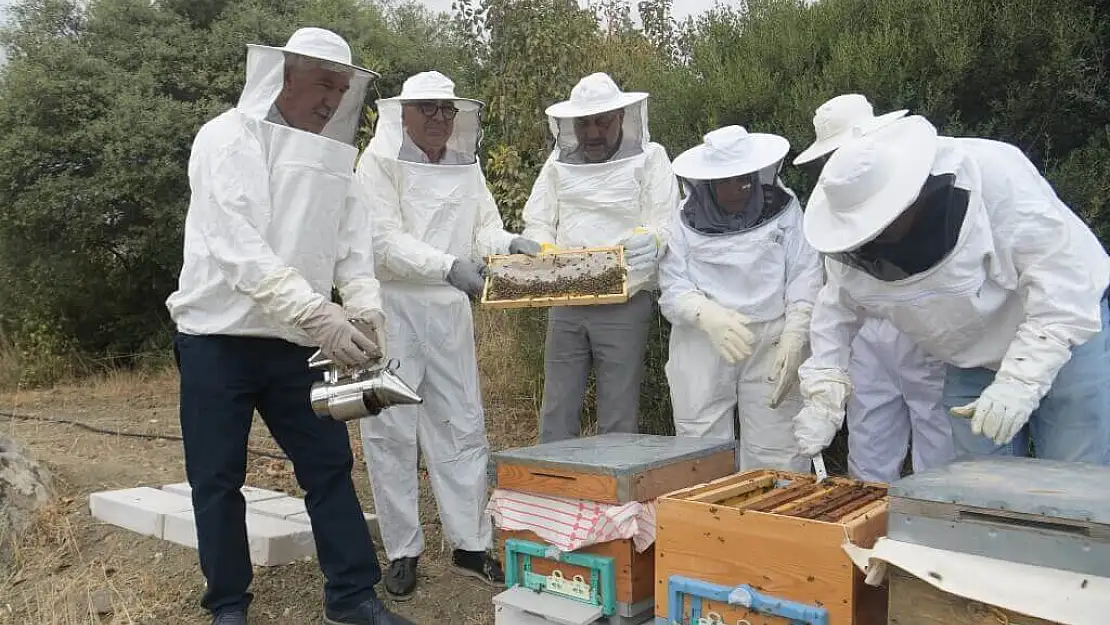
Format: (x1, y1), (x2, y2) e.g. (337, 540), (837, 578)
(486, 488), (657, 553)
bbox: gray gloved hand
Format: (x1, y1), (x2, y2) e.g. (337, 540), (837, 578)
(509, 237), (542, 257)
(446, 258), (486, 299)
(350, 308), (387, 362)
(298, 301), (380, 367)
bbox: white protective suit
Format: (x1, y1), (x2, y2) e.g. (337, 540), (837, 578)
(659, 126), (823, 473)
(355, 72), (515, 562)
(797, 115), (1110, 460)
(167, 28), (382, 345)
(846, 317), (954, 483)
(794, 94), (954, 483)
(521, 72), (680, 443)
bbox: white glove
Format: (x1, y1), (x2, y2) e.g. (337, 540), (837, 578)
(767, 331), (807, 408)
(622, 232), (663, 272)
(350, 308), (388, 363)
(950, 377), (1038, 445)
(298, 301), (380, 367)
(691, 298), (755, 364)
(793, 406), (840, 457)
(792, 372), (852, 457)
(767, 303), (812, 408)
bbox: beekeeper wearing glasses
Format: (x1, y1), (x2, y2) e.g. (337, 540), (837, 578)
(354, 71), (538, 601)
(658, 125), (822, 472)
(521, 72), (680, 443)
(792, 95), (955, 484)
(166, 27), (415, 625)
(794, 114), (1110, 466)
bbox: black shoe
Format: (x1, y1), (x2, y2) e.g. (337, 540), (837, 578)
(324, 596), (416, 625)
(451, 549), (505, 587)
(211, 606), (248, 625)
(383, 556), (418, 601)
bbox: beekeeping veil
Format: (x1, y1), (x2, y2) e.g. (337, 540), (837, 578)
(238, 27), (378, 146)
(805, 116), (969, 282)
(671, 125), (793, 235)
(368, 71), (484, 165)
(545, 72), (648, 165)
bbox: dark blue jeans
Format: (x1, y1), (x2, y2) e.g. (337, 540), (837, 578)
(173, 333), (382, 615)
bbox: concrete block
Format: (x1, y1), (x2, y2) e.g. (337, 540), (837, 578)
(162, 509), (315, 567)
(286, 510), (380, 541)
(247, 495), (306, 519)
(160, 482), (286, 503)
(89, 487), (194, 538)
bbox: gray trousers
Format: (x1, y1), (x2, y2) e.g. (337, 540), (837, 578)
(538, 291), (654, 443)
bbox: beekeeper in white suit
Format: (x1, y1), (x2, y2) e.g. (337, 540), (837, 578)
(166, 27), (414, 625)
(658, 125), (822, 472)
(354, 71), (538, 602)
(522, 72), (680, 443)
(792, 94), (955, 484)
(794, 114), (1110, 466)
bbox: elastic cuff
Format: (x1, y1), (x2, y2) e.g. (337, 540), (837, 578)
(254, 267), (327, 327)
(339, 277), (383, 319)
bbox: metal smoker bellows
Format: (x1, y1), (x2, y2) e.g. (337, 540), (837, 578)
(307, 351), (423, 422)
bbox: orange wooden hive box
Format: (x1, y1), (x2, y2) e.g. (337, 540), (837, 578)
(654, 469), (889, 625)
(492, 433), (738, 623)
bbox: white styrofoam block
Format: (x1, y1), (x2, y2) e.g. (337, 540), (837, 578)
(162, 509), (316, 566)
(160, 482), (286, 503)
(493, 586), (602, 625)
(286, 510), (381, 540)
(247, 495), (307, 519)
(89, 487), (194, 538)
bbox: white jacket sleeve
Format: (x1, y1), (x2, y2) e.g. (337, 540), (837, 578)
(983, 141), (1110, 401)
(657, 207), (699, 326)
(797, 263), (864, 383)
(520, 151), (560, 246)
(193, 130), (326, 327)
(355, 152), (456, 284)
(781, 200), (825, 337)
(638, 143), (681, 243)
(473, 167), (517, 257)
(782, 201), (825, 311)
(335, 180), (383, 318)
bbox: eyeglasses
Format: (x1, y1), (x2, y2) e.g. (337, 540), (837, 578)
(572, 111), (620, 130)
(412, 102), (459, 120)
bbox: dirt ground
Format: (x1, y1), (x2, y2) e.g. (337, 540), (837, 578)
(0, 364), (538, 625)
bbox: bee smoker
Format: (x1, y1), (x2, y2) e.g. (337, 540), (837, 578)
(307, 351), (423, 422)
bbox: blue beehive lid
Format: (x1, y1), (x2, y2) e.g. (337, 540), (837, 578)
(890, 456), (1110, 524)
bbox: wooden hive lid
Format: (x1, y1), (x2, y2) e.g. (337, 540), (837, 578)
(890, 457), (1110, 525)
(491, 433), (736, 477)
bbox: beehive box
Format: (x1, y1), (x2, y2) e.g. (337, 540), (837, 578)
(481, 246), (628, 309)
(888, 457), (1110, 578)
(492, 433), (738, 505)
(887, 566), (1061, 625)
(498, 529), (655, 612)
(655, 470), (889, 625)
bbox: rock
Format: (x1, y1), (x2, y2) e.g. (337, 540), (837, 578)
(0, 436), (54, 561)
(89, 588), (114, 615)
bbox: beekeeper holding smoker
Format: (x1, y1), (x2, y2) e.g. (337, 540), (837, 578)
(793, 113), (1110, 466)
(166, 27), (413, 625)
